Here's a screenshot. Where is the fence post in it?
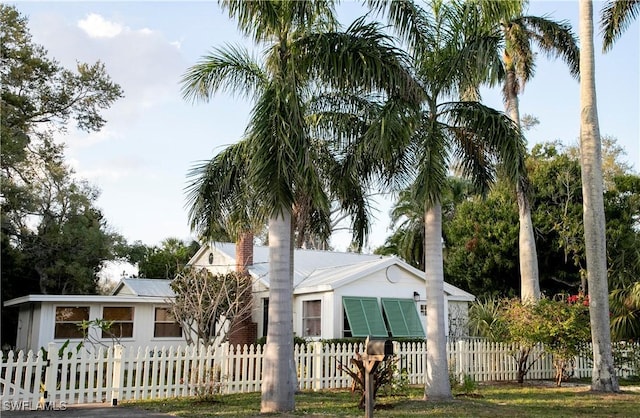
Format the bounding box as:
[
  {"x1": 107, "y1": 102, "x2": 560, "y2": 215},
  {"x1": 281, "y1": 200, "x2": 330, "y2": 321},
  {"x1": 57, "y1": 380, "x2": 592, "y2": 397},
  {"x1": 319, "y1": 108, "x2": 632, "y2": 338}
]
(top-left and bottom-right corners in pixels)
[
  {"x1": 312, "y1": 341, "x2": 323, "y2": 391},
  {"x1": 43, "y1": 343, "x2": 58, "y2": 407},
  {"x1": 110, "y1": 345, "x2": 123, "y2": 406},
  {"x1": 456, "y1": 339, "x2": 466, "y2": 383}
]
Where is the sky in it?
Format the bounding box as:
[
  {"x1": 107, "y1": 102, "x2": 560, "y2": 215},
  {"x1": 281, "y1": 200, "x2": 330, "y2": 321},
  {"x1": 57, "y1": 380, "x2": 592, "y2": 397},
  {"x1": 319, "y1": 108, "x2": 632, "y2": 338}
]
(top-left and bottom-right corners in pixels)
[{"x1": 9, "y1": 1, "x2": 640, "y2": 258}]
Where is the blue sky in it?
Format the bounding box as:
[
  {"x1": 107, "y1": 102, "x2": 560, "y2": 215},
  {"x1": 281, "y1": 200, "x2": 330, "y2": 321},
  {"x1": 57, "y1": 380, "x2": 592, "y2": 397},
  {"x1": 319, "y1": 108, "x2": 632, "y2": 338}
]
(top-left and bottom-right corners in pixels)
[{"x1": 11, "y1": 1, "x2": 639, "y2": 254}]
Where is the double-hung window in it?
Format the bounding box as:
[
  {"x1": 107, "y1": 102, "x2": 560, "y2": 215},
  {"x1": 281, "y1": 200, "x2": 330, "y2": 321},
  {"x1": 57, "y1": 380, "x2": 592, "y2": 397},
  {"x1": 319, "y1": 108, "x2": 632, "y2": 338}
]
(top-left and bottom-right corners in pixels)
[
  {"x1": 102, "y1": 307, "x2": 134, "y2": 338},
  {"x1": 55, "y1": 306, "x2": 89, "y2": 339},
  {"x1": 154, "y1": 307, "x2": 182, "y2": 338},
  {"x1": 302, "y1": 300, "x2": 321, "y2": 337}
]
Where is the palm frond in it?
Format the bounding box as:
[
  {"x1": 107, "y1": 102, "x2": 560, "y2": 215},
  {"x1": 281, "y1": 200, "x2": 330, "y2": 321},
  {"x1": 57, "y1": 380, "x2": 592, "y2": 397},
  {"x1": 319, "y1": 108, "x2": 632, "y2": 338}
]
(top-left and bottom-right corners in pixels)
[
  {"x1": 220, "y1": 0, "x2": 337, "y2": 44},
  {"x1": 519, "y1": 15, "x2": 580, "y2": 78},
  {"x1": 367, "y1": 0, "x2": 435, "y2": 58},
  {"x1": 185, "y1": 141, "x2": 266, "y2": 241},
  {"x1": 440, "y1": 101, "x2": 526, "y2": 192},
  {"x1": 181, "y1": 44, "x2": 267, "y2": 103},
  {"x1": 293, "y1": 18, "x2": 423, "y2": 105},
  {"x1": 600, "y1": 0, "x2": 640, "y2": 52}
]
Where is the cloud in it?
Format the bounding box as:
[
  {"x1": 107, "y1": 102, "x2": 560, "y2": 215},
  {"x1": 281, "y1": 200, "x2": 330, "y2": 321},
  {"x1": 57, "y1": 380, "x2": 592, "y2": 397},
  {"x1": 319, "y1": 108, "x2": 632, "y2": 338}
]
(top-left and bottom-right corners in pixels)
[
  {"x1": 77, "y1": 13, "x2": 123, "y2": 38},
  {"x1": 27, "y1": 10, "x2": 186, "y2": 121},
  {"x1": 71, "y1": 155, "x2": 149, "y2": 182}
]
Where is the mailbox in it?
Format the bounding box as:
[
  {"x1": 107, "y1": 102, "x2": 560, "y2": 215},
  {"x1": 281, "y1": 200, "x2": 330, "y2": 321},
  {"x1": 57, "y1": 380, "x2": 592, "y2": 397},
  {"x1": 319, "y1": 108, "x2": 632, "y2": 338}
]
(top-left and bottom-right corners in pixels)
[
  {"x1": 362, "y1": 337, "x2": 394, "y2": 417},
  {"x1": 365, "y1": 337, "x2": 393, "y2": 361}
]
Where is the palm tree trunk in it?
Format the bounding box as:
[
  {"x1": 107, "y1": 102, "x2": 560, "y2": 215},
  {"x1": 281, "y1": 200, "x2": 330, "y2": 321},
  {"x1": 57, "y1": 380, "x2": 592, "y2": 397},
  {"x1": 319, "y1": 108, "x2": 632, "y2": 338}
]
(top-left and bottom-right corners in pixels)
[
  {"x1": 578, "y1": 0, "x2": 619, "y2": 393},
  {"x1": 424, "y1": 202, "x2": 452, "y2": 400},
  {"x1": 505, "y1": 66, "x2": 541, "y2": 302},
  {"x1": 261, "y1": 208, "x2": 296, "y2": 412},
  {"x1": 516, "y1": 181, "x2": 540, "y2": 301}
]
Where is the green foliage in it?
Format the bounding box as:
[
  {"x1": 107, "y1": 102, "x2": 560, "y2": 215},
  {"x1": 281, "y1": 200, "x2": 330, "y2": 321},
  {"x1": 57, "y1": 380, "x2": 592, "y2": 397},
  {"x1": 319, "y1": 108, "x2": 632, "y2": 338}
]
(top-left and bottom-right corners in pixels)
[
  {"x1": 254, "y1": 335, "x2": 309, "y2": 346},
  {"x1": 449, "y1": 368, "x2": 477, "y2": 395},
  {"x1": 609, "y1": 281, "x2": 640, "y2": 341},
  {"x1": 443, "y1": 184, "x2": 520, "y2": 298},
  {"x1": 40, "y1": 339, "x2": 83, "y2": 361},
  {"x1": 1, "y1": 5, "x2": 123, "y2": 348},
  {"x1": 468, "y1": 297, "x2": 591, "y2": 384},
  {"x1": 468, "y1": 298, "x2": 508, "y2": 341},
  {"x1": 119, "y1": 238, "x2": 200, "y2": 279},
  {"x1": 611, "y1": 341, "x2": 640, "y2": 378},
  {"x1": 442, "y1": 140, "x2": 640, "y2": 302}
]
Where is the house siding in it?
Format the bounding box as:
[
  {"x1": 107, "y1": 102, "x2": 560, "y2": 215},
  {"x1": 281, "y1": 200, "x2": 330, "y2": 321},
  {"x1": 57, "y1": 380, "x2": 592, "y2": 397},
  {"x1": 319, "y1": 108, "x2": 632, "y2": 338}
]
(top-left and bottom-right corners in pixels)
[{"x1": 12, "y1": 300, "x2": 186, "y2": 353}]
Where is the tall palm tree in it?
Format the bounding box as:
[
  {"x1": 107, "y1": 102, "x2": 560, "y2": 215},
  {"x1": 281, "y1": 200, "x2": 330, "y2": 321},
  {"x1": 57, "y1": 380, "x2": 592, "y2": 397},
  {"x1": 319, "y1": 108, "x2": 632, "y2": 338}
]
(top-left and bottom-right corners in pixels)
[
  {"x1": 472, "y1": 0, "x2": 580, "y2": 301},
  {"x1": 186, "y1": 141, "x2": 267, "y2": 243},
  {"x1": 601, "y1": 0, "x2": 640, "y2": 51},
  {"x1": 578, "y1": 0, "x2": 619, "y2": 393},
  {"x1": 378, "y1": 177, "x2": 474, "y2": 270},
  {"x1": 181, "y1": 1, "x2": 419, "y2": 412},
  {"x1": 369, "y1": 0, "x2": 526, "y2": 401}
]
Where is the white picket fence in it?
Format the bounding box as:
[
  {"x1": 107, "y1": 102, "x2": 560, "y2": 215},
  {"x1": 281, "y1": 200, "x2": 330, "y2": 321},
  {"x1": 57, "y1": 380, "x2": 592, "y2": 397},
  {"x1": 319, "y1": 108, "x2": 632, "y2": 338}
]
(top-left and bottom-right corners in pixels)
[{"x1": 1, "y1": 340, "x2": 638, "y2": 407}]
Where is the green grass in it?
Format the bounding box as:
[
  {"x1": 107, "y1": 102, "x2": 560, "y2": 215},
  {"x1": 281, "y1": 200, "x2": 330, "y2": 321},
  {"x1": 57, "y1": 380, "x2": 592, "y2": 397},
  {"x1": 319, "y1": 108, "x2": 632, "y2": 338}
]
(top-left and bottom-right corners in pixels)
[{"x1": 124, "y1": 381, "x2": 640, "y2": 417}]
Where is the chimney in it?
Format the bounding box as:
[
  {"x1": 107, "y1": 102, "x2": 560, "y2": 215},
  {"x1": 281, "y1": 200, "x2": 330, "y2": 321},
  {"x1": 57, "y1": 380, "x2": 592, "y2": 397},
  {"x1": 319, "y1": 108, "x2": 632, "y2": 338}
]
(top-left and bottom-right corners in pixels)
[{"x1": 235, "y1": 231, "x2": 254, "y2": 273}]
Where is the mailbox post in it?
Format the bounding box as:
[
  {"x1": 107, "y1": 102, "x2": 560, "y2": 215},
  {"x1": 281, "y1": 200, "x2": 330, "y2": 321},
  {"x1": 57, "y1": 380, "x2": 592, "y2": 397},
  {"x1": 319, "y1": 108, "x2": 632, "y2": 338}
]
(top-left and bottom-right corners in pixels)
[{"x1": 362, "y1": 336, "x2": 393, "y2": 418}]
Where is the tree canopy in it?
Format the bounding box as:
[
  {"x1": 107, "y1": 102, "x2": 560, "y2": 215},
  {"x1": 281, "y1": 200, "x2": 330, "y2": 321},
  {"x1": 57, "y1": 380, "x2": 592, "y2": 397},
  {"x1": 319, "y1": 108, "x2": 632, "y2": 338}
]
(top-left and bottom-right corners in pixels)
[{"x1": 1, "y1": 5, "x2": 123, "y2": 347}]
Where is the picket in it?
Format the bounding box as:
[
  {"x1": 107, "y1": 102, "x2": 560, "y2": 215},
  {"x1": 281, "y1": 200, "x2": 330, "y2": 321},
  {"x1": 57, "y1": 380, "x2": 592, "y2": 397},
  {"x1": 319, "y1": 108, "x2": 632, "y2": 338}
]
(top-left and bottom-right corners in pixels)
[{"x1": 2, "y1": 340, "x2": 638, "y2": 407}]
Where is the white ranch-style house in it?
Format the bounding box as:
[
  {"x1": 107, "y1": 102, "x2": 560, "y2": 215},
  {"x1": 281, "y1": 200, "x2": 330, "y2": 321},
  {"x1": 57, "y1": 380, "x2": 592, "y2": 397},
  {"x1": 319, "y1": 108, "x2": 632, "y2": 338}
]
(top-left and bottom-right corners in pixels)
[
  {"x1": 4, "y1": 242, "x2": 475, "y2": 352},
  {"x1": 190, "y1": 241, "x2": 475, "y2": 342}
]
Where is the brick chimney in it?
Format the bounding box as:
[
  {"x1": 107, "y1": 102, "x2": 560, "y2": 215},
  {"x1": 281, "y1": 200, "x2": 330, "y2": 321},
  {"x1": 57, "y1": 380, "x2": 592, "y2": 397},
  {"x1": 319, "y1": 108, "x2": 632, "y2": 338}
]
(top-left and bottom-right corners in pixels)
[
  {"x1": 235, "y1": 231, "x2": 254, "y2": 272},
  {"x1": 230, "y1": 231, "x2": 257, "y2": 347}
]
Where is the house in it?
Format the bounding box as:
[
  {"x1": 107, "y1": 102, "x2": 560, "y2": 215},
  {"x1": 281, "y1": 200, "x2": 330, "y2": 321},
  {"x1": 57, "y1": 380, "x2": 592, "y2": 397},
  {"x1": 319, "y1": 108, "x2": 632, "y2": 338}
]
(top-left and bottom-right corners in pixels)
[
  {"x1": 4, "y1": 242, "x2": 475, "y2": 353},
  {"x1": 4, "y1": 279, "x2": 184, "y2": 353},
  {"x1": 188, "y1": 240, "x2": 475, "y2": 343}
]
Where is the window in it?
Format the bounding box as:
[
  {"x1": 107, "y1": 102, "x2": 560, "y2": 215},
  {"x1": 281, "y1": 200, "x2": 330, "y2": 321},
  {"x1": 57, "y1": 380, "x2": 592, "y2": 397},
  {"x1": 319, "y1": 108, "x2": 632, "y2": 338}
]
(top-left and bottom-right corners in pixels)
[
  {"x1": 342, "y1": 297, "x2": 388, "y2": 338},
  {"x1": 420, "y1": 304, "x2": 427, "y2": 316},
  {"x1": 154, "y1": 307, "x2": 182, "y2": 338},
  {"x1": 102, "y1": 307, "x2": 134, "y2": 338},
  {"x1": 302, "y1": 300, "x2": 321, "y2": 337},
  {"x1": 381, "y1": 298, "x2": 425, "y2": 337},
  {"x1": 55, "y1": 306, "x2": 89, "y2": 339}
]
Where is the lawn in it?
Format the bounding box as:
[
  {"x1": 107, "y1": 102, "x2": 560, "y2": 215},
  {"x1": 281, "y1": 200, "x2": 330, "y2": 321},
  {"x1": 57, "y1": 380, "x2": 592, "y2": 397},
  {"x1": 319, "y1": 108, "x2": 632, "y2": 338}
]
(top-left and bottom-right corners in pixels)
[{"x1": 124, "y1": 381, "x2": 640, "y2": 417}]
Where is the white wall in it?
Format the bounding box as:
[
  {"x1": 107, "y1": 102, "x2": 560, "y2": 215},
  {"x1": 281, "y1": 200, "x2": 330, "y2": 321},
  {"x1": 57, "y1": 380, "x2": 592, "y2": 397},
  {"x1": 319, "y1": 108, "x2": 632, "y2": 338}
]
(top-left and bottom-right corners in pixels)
[{"x1": 16, "y1": 301, "x2": 187, "y2": 353}]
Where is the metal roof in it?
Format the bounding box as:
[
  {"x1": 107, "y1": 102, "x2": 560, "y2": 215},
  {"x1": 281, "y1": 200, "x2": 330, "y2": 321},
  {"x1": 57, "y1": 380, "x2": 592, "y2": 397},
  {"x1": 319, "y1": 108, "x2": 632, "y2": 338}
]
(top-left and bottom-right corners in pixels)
[
  {"x1": 112, "y1": 278, "x2": 175, "y2": 297},
  {"x1": 200, "y1": 243, "x2": 474, "y2": 300}
]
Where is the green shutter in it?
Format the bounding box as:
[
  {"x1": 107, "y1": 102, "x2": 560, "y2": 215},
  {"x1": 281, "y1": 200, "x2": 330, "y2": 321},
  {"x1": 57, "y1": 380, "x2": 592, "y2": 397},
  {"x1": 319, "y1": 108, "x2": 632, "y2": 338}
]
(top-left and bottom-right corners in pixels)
[
  {"x1": 342, "y1": 297, "x2": 388, "y2": 337},
  {"x1": 381, "y1": 298, "x2": 425, "y2": 337}
]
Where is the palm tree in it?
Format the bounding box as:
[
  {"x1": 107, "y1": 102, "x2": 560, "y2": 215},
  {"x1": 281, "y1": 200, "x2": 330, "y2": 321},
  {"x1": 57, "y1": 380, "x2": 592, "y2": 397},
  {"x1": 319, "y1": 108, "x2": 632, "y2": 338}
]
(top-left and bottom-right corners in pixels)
[
  {"x1": 186, "y1": 141, "x2": 267, "y2": 243},
  {"x1": 369, "y1": 0, "x2": 526, "y2": 401},
  {"x1": 609, "y1": 281, "x2": 640, "y2": 341},
  {"x1": 377, "y1": 177, "x2": 474, "y2": 270},
  {"x1": 473, "y1": 0, "x2": 580, "y2": 301},
  {"x1": 601, "y1": 0, "x2": 640, "y2": 52},
  {"x1": 578, "y1": 0, "x2": 619, "y2": 393},
  {"x1": 181, "y1": 1, "x2": 419, "y2": 412}
]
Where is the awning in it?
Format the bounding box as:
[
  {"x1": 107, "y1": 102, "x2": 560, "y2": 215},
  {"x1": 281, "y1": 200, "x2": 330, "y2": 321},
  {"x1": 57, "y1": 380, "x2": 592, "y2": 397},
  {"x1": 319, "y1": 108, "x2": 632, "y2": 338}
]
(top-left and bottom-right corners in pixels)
[
  {"x1": 381, "y1": 298, "x2": 425, "y2": 337},
  {"x1": 342, "y1": 296, "x2": 388, "y2": 337}
]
